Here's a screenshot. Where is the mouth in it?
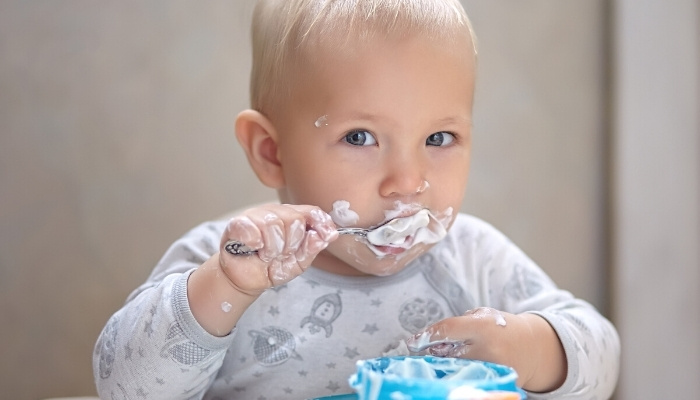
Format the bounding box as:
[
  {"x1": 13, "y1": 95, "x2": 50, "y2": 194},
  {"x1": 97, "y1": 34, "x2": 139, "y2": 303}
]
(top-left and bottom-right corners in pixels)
[
  {"x1": 360, "y1": 208, "x2": 448, "y2": 257},
  {"x1": 370, "y1": 235, "x2": 415, "y2": 255},
  {"x1": 365, "y1": 209, "x2": 430, "y2": 246}
]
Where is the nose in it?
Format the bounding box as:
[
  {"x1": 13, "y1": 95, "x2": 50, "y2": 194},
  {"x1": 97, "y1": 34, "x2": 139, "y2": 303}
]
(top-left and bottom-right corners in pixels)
[{"x1": 378, "y1": 152, "x2": 428, "y2": 198}]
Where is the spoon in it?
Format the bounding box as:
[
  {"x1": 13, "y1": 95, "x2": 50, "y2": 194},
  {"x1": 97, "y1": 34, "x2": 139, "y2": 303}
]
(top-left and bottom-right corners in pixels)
[{"x1": 224, "y1": 209, "x2": 431, "y2": 256}]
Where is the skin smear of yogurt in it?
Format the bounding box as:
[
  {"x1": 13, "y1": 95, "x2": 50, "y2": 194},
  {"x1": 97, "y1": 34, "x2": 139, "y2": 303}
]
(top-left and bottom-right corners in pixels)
[
  {"x1": 416, "y1": 180, "x2": 430, "y2": 194},
  {"x1": 314, "y1": 114, "x2": 328, "y2": 128},
  {"x1": 329, "y1": 200, "x2": 360, "y2": 227},
  {"x1": 467, "y1": 307, "x2": 508, "y2": 327}
]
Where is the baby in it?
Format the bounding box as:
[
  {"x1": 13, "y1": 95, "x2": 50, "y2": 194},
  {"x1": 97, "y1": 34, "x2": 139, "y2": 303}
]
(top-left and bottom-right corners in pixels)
[{"x1": 94, "y1": 1, "x2": 620, "y2": 399}]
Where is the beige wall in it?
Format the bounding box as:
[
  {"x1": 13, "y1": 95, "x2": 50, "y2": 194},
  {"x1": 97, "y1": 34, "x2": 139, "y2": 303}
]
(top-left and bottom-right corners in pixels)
[
  {"x1": 463, "y1": 1, "x2": 609, "y2": 312},
  {"x1": 1, "y1": 1, "x2": 696, "y2": 399},
  {"x1": 0, "y1": 2, "x2": 267, "y2": 398},
  {"x1": 612, "y1": 0, "x2": 700, "y2": 398}
]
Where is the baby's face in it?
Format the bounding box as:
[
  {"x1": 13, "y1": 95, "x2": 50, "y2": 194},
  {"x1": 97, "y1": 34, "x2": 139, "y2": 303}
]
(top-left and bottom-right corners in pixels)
[{"x1": 273, "y1": 34, "x2": 475, "y2": 276}]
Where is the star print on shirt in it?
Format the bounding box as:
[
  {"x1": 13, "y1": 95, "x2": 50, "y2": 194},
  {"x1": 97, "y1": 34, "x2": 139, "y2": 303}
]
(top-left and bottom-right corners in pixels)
[
  {"x1": 269, "y1": 284, "x2": 288, "y2": 293},
  {"x1": 305, "y1": 279, "x2": 321, "y2": 289},
  {"x1": 362, "y1": 324, "x2": 379, "y2": 335},
  {"x1": 144, "y1": 320, "x2": 154, "y2": 338},
  {"x1": 344, "y1": 347, "x2": 359, "y2": 359},
  {"x1": 326, "y1": 381, "x2": 341, "y2": 392}
]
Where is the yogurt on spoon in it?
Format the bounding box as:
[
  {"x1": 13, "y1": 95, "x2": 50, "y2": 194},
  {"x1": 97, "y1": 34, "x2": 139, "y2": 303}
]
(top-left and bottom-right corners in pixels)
[{"x1": 365, "y1": 209, "x2": 447, "y2": 255}]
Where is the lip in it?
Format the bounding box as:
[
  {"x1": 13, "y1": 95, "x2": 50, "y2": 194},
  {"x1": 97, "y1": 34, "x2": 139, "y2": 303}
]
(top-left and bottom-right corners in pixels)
[
  {"x1": 371, "y1": 245, "x2": 407, "y2": 256},
  {"x1": 369, "y1": 234, "x2": 417, "y2": 255}
]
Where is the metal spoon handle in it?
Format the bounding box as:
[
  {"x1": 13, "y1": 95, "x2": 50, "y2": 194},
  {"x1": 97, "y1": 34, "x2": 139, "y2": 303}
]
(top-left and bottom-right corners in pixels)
[
  {"x1": 224, "y1": 228, "x2": 368, "y2": 256},
  {"x1": 223, "y1": 240, "x2": 259, "y2": 256},
  {"x1": 336, "y1": 227, "x2": 368, "y2": 237}
]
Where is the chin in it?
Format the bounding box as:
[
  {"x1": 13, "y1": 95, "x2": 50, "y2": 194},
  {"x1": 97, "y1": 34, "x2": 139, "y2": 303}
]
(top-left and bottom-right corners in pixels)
[
  {"x1": 325, "y1": 238, "x2": 429, "y2": 276},
  {"x1": 359, "y1": 246, "x2": 426, "y2": 277}
]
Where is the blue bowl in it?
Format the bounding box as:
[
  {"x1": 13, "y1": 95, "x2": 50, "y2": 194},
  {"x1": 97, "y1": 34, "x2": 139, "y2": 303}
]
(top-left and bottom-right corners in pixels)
[{"x1": 348, "y1": 356, "x2": 524, "y2": 399}]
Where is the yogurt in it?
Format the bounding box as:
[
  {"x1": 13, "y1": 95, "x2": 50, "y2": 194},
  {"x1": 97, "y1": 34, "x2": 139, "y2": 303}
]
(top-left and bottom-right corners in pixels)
[{"x1": 349, "y1": 356, "x2": 523, "y2": 400}]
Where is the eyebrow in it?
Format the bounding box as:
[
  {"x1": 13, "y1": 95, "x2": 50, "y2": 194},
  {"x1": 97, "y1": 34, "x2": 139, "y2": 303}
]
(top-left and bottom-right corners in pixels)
[
  {"x1": 433, "y1": 115, "x2": 473, "y2": 126},
  {"x1": 342, "y1": 113, "x2": 472, "y2": 126}
]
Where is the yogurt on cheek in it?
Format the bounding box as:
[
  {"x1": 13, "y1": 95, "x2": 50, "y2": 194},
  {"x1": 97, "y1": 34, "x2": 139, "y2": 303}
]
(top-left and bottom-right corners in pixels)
[{"x1": 329, "y1": 200, "x2": 360, "y2": 227}]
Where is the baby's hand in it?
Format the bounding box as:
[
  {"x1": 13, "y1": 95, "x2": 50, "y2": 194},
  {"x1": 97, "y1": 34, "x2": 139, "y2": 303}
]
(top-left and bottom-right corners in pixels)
[
  {"x1": 219, "y1": 204, "x2": 338, "y2": 295},
  {"x1": 405, "y1": 307, "x2": 563, "y2": 391}
]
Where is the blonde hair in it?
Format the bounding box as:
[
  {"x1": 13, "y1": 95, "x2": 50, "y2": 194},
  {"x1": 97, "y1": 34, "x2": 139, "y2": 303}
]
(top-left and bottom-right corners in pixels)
[{"x1": 250, "y1": 0, "x2": 477, "y2": 115}]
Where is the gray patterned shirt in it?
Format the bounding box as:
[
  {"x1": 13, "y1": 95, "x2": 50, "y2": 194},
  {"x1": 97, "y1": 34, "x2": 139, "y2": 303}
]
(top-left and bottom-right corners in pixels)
[{"x1": 94, "y1": 213, "x2": 619, "y2": 399}]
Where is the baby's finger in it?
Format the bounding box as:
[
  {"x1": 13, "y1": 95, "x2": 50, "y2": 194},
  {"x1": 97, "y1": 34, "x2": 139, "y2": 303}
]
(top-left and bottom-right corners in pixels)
[
  {"x1": 284, "y1": 217, "x2": 306, "y2": 255},
  {"x1": 426, "y1": 342, "x2": 471, "y2": 358},
  {"x1": 307, "y1": 207, "x2": 339, "y2": 242},
  {"x1": 294, "y1": 230, "x2": 330, "y2": 263},
  {"x1": 255, "y1": 212, "x2": 286, "y2": 262},
  {"x1": 221, "y1": 216, "x2": 264, "y2": 253},
  {"x1": 405, "y1": 317, "x2": 467, "y2": 353}
]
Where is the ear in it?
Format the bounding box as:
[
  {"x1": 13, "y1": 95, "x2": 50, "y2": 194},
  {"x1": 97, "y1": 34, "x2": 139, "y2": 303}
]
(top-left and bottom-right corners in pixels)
[{"x1": 235, "y1": 109, "x2": 285, "y2": 188}]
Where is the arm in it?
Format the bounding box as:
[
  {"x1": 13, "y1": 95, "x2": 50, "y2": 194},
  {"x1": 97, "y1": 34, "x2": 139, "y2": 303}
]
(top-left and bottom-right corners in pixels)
[
  {"x1": 406, "y1": 216, "x2": 620, "y2": 399},
  {"x1": 94, "y1": 204, "x2": 338, "y2": 399},
  {"x1": 93, "y1": 233, "x2": 232, "y2": 399}
]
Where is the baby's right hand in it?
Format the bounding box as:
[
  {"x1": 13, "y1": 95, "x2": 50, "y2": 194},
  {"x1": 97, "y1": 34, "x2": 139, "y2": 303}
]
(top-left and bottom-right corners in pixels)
[{"x1": 219, "y1": 204, "x2": 338, "y2": 295}]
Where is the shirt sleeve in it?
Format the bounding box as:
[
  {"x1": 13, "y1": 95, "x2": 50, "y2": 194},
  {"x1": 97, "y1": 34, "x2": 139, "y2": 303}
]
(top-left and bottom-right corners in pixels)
[
  {"x1": 93, "y1": 221, "x2": 235, "y2": 400},
  {"x1": 448, "y1": 215, "x2": 621, "y2": 400}
]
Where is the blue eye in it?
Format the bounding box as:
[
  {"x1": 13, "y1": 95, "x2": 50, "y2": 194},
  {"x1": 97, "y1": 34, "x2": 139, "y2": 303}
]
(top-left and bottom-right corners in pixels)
[
  {"x1": 426, "y1": 132, "x2": 455, "y2": 146},
  {"x1": 344, "y1": 130, "x2": 377, "y2": 146}
]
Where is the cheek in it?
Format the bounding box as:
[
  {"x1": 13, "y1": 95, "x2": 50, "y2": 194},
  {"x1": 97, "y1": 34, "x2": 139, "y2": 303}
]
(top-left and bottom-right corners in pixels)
[
  {"x1": 429, "y1": 172, "x2": 467, "y2": 205},
  {"x1": 283, "y1": 161, "x2": 356, "y2": 206}
]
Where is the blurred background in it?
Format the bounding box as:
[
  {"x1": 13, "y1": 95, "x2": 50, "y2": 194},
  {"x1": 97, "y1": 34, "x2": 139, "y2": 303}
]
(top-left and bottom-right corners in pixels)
[{"x1": 0, "y1": 1, "x2": 697, "y2": 399}]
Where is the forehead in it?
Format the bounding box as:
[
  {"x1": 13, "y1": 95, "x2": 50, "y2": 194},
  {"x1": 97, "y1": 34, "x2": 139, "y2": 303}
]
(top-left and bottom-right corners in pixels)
[{"x1": 281, "y1": 33, "x2": 475, "y2": 130}]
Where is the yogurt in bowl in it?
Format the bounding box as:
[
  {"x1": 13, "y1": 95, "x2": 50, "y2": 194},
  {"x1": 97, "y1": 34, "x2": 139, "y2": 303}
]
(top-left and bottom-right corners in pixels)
[{"x1": 348, "y1": 356, "x2": 524, "y2": 400}]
